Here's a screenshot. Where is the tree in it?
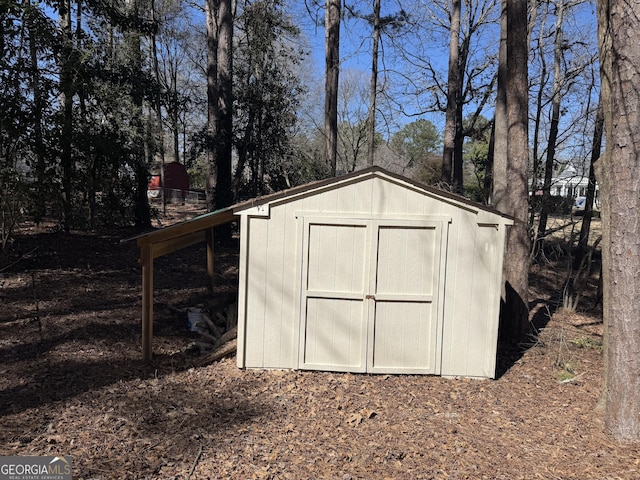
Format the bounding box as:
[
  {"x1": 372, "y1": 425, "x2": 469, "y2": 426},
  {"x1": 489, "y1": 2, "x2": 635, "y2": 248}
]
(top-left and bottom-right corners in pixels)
[
  {"x1": 58, "y1": 0, "x2": 75, "y2": 230},
  {"x1": 529, "y1": 0, "x2": 598, "y2": 241},
  {"x1": 390, "y1": 119, "x2": 442, "y2": 183},
  {"x1": 233, "y1": 0, "x2": 306, "y2": 196},
  {"x1": 578, "y1": 97, "x2": 603, "y2": 251},
  {"x1": 490, "y1": 0, "x2": 508, "y2": 208},
  {"x1": 205, "y1": 0, "x2": 219, "y2": 210},
  {"x1": 215, "y1": 0, "x2": 234, "y2": 216},
  {"x1": 205, "y1": 0, "x2": 235, "y2": 244},
  {"x1": 442, "y1": 0, "x2": 461, "y2": 189},
  {"x1": 462, "y1": 115, "x2": 491, "y2": 202},
  {"x1": 336, "y1": 69, "x2": 370, "y2": 172},
  {"x1": 123, "y1": 0, "x2": 152, "y2": 229},
  {"x1": 324, "y1": 0, "x2": 340, "y2": 175},
  {"x1": 596, "y1": 0, "x2": 640, "y2": 440},
  {"x1": 535, "y1": 0, "x2": 565, "y2": 241},
  {"x1": 366, "y1": 0, "x2": 381, "y2": 166},
  {"x1": 493, "y1": 0, "x2": 530, "y2": 340},
  {"x1": 1, "y1": 0, "x2": 173, "y2": 232},
  {"x1": 397, "y1": 0, "x2": 497, "y2": 191}
]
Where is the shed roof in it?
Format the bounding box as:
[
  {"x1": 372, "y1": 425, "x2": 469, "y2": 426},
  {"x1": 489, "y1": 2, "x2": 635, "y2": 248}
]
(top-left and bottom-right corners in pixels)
[{"x1": 232, "y1": 166, "x2": 512, "y2": 220}]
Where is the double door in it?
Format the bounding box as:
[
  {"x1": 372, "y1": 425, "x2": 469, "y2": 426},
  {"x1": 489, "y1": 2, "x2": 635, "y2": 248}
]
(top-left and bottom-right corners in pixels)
[{"x1": 299, "y1": 216, "x2": 448, "y2": 374}]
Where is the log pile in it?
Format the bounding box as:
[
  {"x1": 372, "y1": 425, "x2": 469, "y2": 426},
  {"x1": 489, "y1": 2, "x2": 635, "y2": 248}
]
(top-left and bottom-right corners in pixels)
[{"x1": 186, "y1": 294, "x2": 238, "y2": 366}]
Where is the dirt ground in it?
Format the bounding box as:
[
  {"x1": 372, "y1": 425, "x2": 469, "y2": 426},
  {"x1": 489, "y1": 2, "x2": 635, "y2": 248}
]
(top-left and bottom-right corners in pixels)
[{"x1": 1, "y1": 205, "x2": 638, "y2": 480}]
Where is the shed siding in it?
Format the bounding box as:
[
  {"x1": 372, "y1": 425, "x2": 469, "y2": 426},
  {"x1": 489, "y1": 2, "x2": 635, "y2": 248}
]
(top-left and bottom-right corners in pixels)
[
  {"x1": 440, "y1": 208, "x2": 470, "y2": 377},
  {"x1": 473, "y1": 224, "x2": 504, "y2": 377},
  {"x1": 238, "y1": 171, "x2": 510, "y2": 378},
  {"x1": 243, "y1": 202, "x2": 299, "y2": 368}
]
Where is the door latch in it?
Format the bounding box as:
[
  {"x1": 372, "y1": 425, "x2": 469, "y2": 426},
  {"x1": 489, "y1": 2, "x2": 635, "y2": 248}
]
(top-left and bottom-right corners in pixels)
[{"x1": 365, "y1": 294, "x2": 376, "y2": 300}]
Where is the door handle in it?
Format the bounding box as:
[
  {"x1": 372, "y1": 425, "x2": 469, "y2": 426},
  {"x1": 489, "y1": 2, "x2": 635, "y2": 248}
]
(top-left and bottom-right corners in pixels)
[{"x1": 365, "y1": 294, "x2": 376, "y2": 300}]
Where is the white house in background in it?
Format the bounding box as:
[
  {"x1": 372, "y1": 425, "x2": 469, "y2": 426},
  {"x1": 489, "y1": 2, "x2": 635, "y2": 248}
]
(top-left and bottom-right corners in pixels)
[{"x1": 551, "y1": 165, "x2": 599, "y2": 203}]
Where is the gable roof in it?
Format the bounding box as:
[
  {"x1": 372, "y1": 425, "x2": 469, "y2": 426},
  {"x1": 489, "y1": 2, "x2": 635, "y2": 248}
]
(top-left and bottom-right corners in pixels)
[{"x1": 233, "y1": 166, "x2": 512, "y2": 220}]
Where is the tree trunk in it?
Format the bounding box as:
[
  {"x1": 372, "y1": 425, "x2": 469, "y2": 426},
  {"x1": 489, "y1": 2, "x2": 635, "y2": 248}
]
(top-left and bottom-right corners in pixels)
[
  {"x1": 150, "y1": 0, "x2": 166, "y2": 213},
  {"x1": 484, "y1": 120, "x2": 495, "y2": 204},
  {"x1": 214, "y1": 0, "x2": 234, "y2": 243},
  {"x1": 492, "y1": 0, "x2": 508, "y2": 207},
  {"x1": 59, "y1": 0, "x2": 74, "y2": 231},
  {"x1": 495, "y1": 0, "x2": 530, "y2": 341},
  {"x1": 597, "y1": 0, "x2": 640, "y2": 440},
  {"x1": 205, "y1": 0, "x2": 219, "y2": 210},
  {"x1": 578, "y1": 98, "x2": 603, "y2": 250},
  {"x1": 453, "y1": 96, "x2": 464, "y2": 194},
  {"x1": 452, "y1": 30, "x2": 472, "y2": 195},
  {"x1": 442, "y1": 0, "x2": 461, "y2": 188},
  {"x1": 366, "y1": 0, "x2": 380, "y2": 167},
  {"x1": 126, "y1": 0, "x2": 151, "y2": 228},
  {"x1": 27, "y1": 0, "x2": 46, "y2": 222},
  {"x1": 537, "y1": 1, "x2": 564, "y2": 241},
  {"x1": 529, "y1": 3, "x2": 549, "y2": 228},
  {"x1": 215, "y1": 0, "x2": 233, "y2": 207},
  {"x1": 324, "y1": 0, "x2": 340, "y2": 176}
]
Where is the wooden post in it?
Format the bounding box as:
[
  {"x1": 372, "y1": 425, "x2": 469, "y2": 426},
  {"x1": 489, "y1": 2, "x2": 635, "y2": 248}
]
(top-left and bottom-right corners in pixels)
[
  {"x1": 141, "y1": 245, "x2": 154, "y2": 361},
  {"x1": 206, "y1": 227, "x2": 215, "y2": 291}
]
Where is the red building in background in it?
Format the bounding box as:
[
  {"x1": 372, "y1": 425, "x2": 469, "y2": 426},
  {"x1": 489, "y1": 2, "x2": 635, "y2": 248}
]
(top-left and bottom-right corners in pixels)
[{"x1": 148, "y1": 162, "x2": 189, "y2": 202}]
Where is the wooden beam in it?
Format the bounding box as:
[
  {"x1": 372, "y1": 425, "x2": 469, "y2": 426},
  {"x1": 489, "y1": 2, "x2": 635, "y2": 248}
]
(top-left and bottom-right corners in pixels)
[
  {"x1": 141, "y1": 245, "x2": 154, "y2": 361},
  {"x1": 136, "y1": 208, "x2": 236, "y2": 246},
  {"x1": 151, "y1": 230, "x2": 206, "y2": 259}
]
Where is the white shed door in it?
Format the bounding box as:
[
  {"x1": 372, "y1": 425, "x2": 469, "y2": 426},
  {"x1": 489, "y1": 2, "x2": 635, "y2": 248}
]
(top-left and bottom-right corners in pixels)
[
  {"x1": 299, "y1": 217, "x2": 447, "y2": 374},
  {"x1": 299, "y1": 220, "x2": 370, "y2": 372}
]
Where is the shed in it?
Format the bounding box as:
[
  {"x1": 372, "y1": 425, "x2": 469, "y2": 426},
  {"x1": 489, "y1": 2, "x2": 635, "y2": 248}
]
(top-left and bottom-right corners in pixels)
[
  {"x1": 234, "y1": 167, "x2": 513, "y2": 379},
  {"x1": 148, "y1": 162, "x2": 190, "y2": 201}
]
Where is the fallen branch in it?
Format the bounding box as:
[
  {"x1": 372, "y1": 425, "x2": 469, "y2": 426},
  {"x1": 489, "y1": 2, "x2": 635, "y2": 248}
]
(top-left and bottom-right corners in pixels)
[
  {"x1": 187, "y1": 445, "x2": 204, "y2": 479},
  {"x1": 213, "y1": 326, "x2": 237, "y2": 350},
  {"x1": 0, "y1": 247, "x2": 38, "y2": 273},
  {"x1": 197, "y1": 329, "x2": 218, "y2": 345},
  {"x1": 195, "y1": 338, "x2": 237, "y2": 367},
  {"x1": 558, "y1": 372, "x2": 586, "y2": 384},
  {"x1": 200, "y1": 312, "x2": 223, "y2": 338}
]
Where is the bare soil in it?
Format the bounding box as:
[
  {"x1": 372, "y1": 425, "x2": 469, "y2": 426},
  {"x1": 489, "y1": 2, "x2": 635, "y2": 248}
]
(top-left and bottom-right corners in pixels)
[{"x1": 1, "y1": 206, "x2": 638, "y2": 480}]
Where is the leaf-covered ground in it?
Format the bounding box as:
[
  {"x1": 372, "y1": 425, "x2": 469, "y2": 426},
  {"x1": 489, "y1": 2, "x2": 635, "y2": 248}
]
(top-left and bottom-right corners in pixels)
[{"x1": 1, "y1": 207, "x2": 638, "y2": 479}]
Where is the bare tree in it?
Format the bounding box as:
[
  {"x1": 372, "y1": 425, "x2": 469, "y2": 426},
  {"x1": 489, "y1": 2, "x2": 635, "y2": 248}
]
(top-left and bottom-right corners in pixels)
[
  {"x1": 578, "y1": 97, "x2": 603, "y2": 250},
  {"x1": 324, "y1": 0, "x2": 340, "y2": 176},
  {"x1": 528, "y1": 0, "x2": 597, "y2": 242},
  {"x1": 443, "y1": 0, "x2": 461, "y2": 189},
  {"x1": 366, "y1": 0, "x2": 381, "y2": 166},
  {"x1": 216, "y1": 0, "x2": 233, "y2": 211},
  {"x1": 415, "y1": 0, "x2": 498, "y2": 193},
  {"x1": 205, "y1": 0, "x2": 219, "y2": 208},
  {"x1": 536, "y1": 0, "x2": 565, "y2": 241},
  {"x1": 337, "y1": 69, "x2": 369, "y2": 172},
  {"x1": 491, "y1": 0, "x2": 507, "y2": 207}
]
